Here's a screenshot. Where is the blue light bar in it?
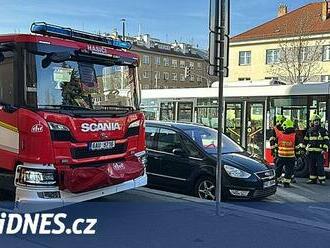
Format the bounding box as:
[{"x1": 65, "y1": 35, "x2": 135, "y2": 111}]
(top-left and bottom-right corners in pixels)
[{"x1": 30, "y1": 22, "x2": 132, "y2": 50}]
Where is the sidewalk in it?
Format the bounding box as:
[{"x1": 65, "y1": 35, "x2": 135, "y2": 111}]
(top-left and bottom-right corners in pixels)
[{"x1": 1, "y1": 188, "x2": 330, "y2": 248}]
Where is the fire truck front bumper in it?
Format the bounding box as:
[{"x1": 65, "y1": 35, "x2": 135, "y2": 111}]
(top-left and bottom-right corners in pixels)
[{"x1": 15, "y1": 173, "x2": 147, "y2": 209}]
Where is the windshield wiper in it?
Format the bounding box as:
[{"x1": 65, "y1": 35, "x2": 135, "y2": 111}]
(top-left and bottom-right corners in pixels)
[
  {"x1": 38, "y1": 105, "x2": 91, "y2": 110},
  {"x1": 95, "y1": 105, "x2": 134, "y2": 111}
]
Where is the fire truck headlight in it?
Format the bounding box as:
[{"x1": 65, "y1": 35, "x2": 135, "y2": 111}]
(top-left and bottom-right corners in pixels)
[
  {"x1": 48, "y1": 122, "x2": 70, "y2": 131},
  {"x1": 16, "y1": 166, "x2": 57, "y2": 187},
  {"x1": 128, "y1": 120, "x2": 140, "y2": 128},
  {"x1": 127, "y1": 120, "x2": 141, "y2": 136}
]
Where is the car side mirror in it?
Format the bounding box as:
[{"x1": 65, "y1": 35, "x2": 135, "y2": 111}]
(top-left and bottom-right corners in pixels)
[{"x1": 173, "y1": 148, "x2": 186, "y2": 156}]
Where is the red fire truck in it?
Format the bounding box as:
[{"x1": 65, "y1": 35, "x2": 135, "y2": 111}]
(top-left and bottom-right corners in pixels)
[{"x1": 0, "y1": 22, "x2": 147, "y2": 206}]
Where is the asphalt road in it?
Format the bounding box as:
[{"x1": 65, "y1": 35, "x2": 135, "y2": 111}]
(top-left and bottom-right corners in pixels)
[
  {"x1": 1, "y1": 182, "x2": 330, "y2": 248},
  {"x1": 99, "y1": 178, "x2": 330, "y2": 225}
]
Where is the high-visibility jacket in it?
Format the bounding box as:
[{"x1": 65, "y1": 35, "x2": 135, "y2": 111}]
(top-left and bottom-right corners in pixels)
[
  {"x1": 302, "y1": 126, "x2": 329, "y2": 153},
  {"x1": 277, "y1": 131, "x2": 297, "y2": 158},
  {"x1": 269, "y1": 125, "x2": 283, "y2": 153}
]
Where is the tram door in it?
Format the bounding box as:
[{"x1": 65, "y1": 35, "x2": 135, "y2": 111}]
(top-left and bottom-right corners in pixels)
[
  {"x1": 225, "y1": 103, "x2": 243, "y2": 144},
  {"x1": 246, "y1": 102, "x2": 265, "y2": 157},
  {"x1": 160, "y1": 101, "x2": 193, "y2": 122},
  {"x1": 177, "y1": 102, "x2": 193, "y2": 122}
]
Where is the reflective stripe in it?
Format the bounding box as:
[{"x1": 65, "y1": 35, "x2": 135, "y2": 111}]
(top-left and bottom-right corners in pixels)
[
  {"x1": 310, "y1": 175, "x2": 317, "y2": 179},
  {"x1": 279, "y1": 147, "x2": 295, "y2": 151},
  {"x1": 304, "y1": 136, "x2": 309, "y2": 140},
  {"x1": 300, "y1": 144, "x2": 306, "y2": 148},
  {"x1": 318, "y1": 176, "x2": 326, "y2": 180},
  {"x1": 306, "y1": 147, "x2": 323, "y2": 152},
  {"x1": 324, "y1": 136, "x2": 329, "y2": 140},
  {"x1": 0, "y1": 120, "x2": 18, "y2": 133},
  {"x1": 309, "y1": 137, "x2": 323, "y2": 141},
  {"x1": 282, "y1": 178, "x2": 291, "y2": 183}
]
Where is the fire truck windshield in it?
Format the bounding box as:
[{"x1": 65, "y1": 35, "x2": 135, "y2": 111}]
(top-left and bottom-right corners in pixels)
[{"x1": 27, "y1": 54, "x2": 139, "y2": 110}]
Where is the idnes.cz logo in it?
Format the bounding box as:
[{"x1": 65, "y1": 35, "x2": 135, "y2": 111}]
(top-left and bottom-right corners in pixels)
[{"x1": 0, "y1": 212, "x2": 97, "y2": 235}]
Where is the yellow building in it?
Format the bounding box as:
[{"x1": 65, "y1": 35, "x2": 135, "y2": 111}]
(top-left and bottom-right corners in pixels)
[{"x1": 229, "y1": 1, "x2": 330, "y2": 83}]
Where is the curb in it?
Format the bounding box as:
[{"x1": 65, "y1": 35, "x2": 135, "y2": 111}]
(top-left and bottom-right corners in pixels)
[{"x1": 135, "y1": 187, "x2": 330, "y2": 231}]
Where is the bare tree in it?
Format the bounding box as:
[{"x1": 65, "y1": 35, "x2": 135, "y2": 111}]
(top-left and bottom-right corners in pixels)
[{"x1": 269, "y1": 13, "x2": 324, "y2": 84}]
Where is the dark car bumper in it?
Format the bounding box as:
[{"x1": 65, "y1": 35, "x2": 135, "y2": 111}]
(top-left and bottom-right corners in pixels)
[{"x1": 223, "y1": 177, "x2": 277, "y2": 200}]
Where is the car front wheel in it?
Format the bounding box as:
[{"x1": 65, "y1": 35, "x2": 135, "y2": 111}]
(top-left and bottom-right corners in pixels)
[{"x1": 194, "y1": 176, "x2": 216, "y2": 200}]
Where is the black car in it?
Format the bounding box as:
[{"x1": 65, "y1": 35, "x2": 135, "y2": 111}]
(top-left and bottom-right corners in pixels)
[{"x1": 145, "y1": 121, "x2": 277, "y2": 200}]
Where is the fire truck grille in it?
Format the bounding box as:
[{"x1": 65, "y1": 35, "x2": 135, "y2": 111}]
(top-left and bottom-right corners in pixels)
[{"x1": 71, "y1": 143, "x2": 127, "y2": 159}]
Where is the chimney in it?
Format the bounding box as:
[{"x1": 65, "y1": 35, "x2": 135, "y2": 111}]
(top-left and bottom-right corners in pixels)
[
  {"x1": 322, "y1": 0, "x2": 330, "y2": 21},
  {"x1": 278, "y1": 4, "x2": 288, "y2": 17}
]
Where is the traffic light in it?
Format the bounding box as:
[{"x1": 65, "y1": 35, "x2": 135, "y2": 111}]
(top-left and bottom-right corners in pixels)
[{"x1": 184, "y1": 66, "x2": 191, "y2": 79}]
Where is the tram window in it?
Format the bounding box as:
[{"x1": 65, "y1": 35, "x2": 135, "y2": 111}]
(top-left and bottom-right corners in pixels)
[
  {"x1": 0, "y1": 51, "x2": 14, "y2": 105},
  {"x1": 310, "y1": 97, "x2": 328, "y2": 128},
  {"x1": 269, "y1": 97, "x2": 308, "y2": 131}
]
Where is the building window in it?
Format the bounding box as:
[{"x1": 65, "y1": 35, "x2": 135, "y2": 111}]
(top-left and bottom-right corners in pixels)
[
  {"x1": 190, "y1": 75, "x2": 195, "y2": 82},
  {"x1": 172, "y1": 59, "x2": 178, "y2": 68},
  {"x1": 172, "y1": 73, "x2": 178, "y2": 81},
  {"x1": 197, "y1": 62, "x2": 202, "y2": 69},
  {"x1": 298, "y1": 47, "x2": 308, "y2": 62},
  {"x1": 239, "y1": 51, "x2": 251, "y2": 65},
  {"x1": 180, "y1": 74, "x2": 185, "y2": 81},
  {"x1": 323, "y1": 45, "x2": 330, "y2": 61},
  {"x1": 265, "y1": 77, "x2": 279, "y2": 80},
  {"x1": 266, "y1": 49, "x2": 279, "y2": 64},
  {"x1": 143, "y1": 71, "x2": 150, "y2": 79},
  {"x1": 197, "y1": 76, "x2": 202, "y2": 82},
  {"x1": 238, "y1": 77, "x2": 251, "y2": 81},
  {"x1": 164, "y1": 58, "x2": 170, "y2": 67},
  {"x1": 164, "y1": 72, "x2": 170, "y2": 80},
  {"x1": 155, "y1": 56, "x2": 161, "y2": 65},
  {"x1": 154, "y1": 71, "x2": 160, "y2": 79},
  {"x1": 142, "y1": 55, "x2": 150, "y2": 64},
  {"x1": 189, "y1": 61, "x2": 194, "y2": 69},
  {"x1": 321, "y1": 75, "x2": 330, "y2": 82},
  {"x1": 180, "y1": 60, "x2": 186, "y2": 68}
]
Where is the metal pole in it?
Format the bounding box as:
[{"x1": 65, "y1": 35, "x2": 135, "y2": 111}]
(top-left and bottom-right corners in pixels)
[
  {"x1": 121, "y1": 18, "x2": 126, "y2": 40},
  {"x1": 215, "y1": 0, "x2": 226, "y2": 215}
]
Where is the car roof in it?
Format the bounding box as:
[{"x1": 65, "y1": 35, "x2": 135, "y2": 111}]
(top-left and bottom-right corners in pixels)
[{"x1": 145, "y1": 120, "x2": 210, "y2": 130}]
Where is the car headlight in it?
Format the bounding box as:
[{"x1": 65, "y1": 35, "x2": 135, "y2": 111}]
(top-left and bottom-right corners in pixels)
[
  {"x1": 48, "y1": 122, "x2": 70, "y2": 131},
  {"x1": 224, "y1": 165, "x2": 251, "y2": 179},
  {"x1": 16, "y1": 166, "x2": 57, "y2": 187}
]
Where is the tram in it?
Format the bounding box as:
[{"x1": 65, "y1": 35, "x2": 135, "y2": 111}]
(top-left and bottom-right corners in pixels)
[{"x1": 141, "y1": 80, "x2": 330, "y2": 176}]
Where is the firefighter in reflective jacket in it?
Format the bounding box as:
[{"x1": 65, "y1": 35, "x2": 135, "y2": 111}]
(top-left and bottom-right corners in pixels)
[
  {"x1": 270, "y1": 115, "x2": 286, "y2": 159},
  {"x1": 302, "y1": 114, "x2": 329, "y2": 185},
  {"x1": 275, "y1": 119, "x2": 299, "y2": 187}
]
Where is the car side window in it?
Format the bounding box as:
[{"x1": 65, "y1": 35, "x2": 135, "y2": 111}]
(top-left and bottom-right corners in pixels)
[
  {"x1": 146, "y1": 126, "x2": 158, "y2": 150},
  {"x1": 181, "y1": 135, "x2": 203, "y2": 158},
  {"x1": 157, "y1": 128, "x2": 182, "y2": 154}
]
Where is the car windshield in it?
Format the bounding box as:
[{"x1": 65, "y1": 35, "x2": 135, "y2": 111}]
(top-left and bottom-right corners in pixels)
[
  {"x1": 26, "y1": 54, "x2": 138, "y2": 110},
  {"x1": 182, "y1": 125, "x2": 244, "y2": 155}
]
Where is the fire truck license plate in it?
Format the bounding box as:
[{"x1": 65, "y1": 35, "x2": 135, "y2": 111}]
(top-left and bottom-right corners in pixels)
[
  {"x1": 89, "y1": 141, "x2": 115, "y2": 151},
  {"x1": 263, "y1": 179, "x2": 276, "y2": 188}
]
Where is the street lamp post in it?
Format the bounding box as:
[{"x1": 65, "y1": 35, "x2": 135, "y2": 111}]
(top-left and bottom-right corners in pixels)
[{"x1": 121, "y1": 18, "x2": 126, "y2": 41}]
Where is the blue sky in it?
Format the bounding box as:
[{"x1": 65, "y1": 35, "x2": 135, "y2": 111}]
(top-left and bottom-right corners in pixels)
[{"x1": 0, "y1": 0, "x2": 316, "y2": 48}]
